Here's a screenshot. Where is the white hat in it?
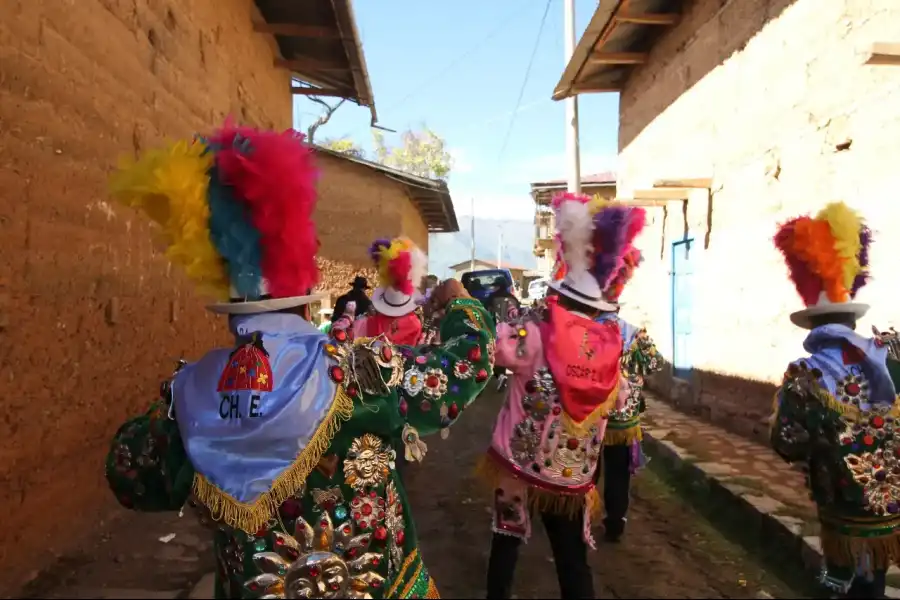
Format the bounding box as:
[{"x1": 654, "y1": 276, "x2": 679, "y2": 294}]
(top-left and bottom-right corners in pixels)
[
  {"x1": 790, "y1": 291, "x2": 869, "y2": 329},
  {"x1": 371, "y1": 286, "x2": 422, "y2": 318},
  {"x1": 207, "y1": 279, "x2": 325, "y2": 314},
  {"x1": 548, "y1": 273, "x2": 616, "y2": 312}
]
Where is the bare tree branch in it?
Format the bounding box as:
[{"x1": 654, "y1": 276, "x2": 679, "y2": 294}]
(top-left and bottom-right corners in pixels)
[{"x1": 306, "y1": 97, "x2": 347, "y2": 144}]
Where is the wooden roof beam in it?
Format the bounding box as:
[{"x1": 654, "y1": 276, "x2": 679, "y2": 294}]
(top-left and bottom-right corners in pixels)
[
  {"x1": 632, "y1": 188, "x2": 694, "y2": 200},
  {"x1": 614, "y1": 13, "x2": 680, "y2": 26},
  {"x1": 275, "y1": 58, "x2": 349, "y2": 72},
  {"x1": 653, "y1": 178, "x2": 712, "y2": 189},
  {"x1": 866, "y1": 43, "x2": 900, "y2": 65},
  {"x1": 587, "y1": 52, "x2": 647, "y2": 65},
  {"x1": 570, "y1": 83, "x2": 621, "y2": 94},
  {"x1": 253, "y1": 22, "x2": 341, "y2": 38},
  {"x1": 291, "y1": 86, "x2": 347, "y2": 97},
  {"x1": 611, "y1": 198, "x2": 670, "y2": 207}
]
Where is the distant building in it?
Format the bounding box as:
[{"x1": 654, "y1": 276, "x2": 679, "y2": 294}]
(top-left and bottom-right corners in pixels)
[
  {"x1": 530, "y1": 173, "x2": 617, "y2": 275},
  {"x1": 555, "y1": 0, "x2": 900, "y2": 441}
]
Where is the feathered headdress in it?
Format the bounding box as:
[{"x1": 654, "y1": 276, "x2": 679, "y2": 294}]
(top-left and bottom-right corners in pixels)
[
  {"x1": 548, "y1": 193, "x2": 646, "y2": 310},
  {"x1": 590, "y1": 203, "x2": 646, "y2": 291},
  {"x1": 605, "y1": 246, "x2": 643, "y2": 303},
  {"x1": 774, "y1": 201, "x2": 871, "y2": 328},
  {"x1": 109, "y1": 123, "x2": 320, "y2": 309},
  {"x1": 369, "y1": 237, "x2": 427, "y2": 296}
]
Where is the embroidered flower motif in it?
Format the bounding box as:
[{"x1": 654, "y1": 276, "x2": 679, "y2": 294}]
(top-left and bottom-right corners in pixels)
[
  {"x1": 837, "y1": 373, "x2": 869, "y2": 406},
  {"x1": 422, "y1": 368, "x2": 448, "y2": 400},
  {"x1": 453, "y1": 360, "x2": 474, "y2": 379},
  {"x1": 350, "y1": 492, "x2": 386, "y2": 531},
  {"x1": 403, "y1": 368, "x2": 425, "y2": 396}
]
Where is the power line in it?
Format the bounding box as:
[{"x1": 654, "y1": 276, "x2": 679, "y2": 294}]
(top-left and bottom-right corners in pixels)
[
  {"x1": 383, "y1": 2, "x2": 542, "y2": 113},
  {"x1": 497, "y1": 0, "x2": 553, "y2": 164}
]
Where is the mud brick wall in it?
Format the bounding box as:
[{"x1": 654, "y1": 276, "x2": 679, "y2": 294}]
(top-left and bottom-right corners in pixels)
[
  {"x1": 315, "y1": 152, "x2": 431, "y2": 263},
  {"x1": 0, "y1": 0, "x2": 387, "y2": 593},
  {"x1": 613, "y1": 0, "x2": 900, "y2": 438}
]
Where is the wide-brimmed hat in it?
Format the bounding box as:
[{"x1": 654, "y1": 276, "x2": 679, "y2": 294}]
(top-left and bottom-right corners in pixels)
[
  {"x1": 368, "y1": 237, "x2": 427, "y2": 318},
  {"x1": 110, "y1": 124, "x2": 324, "y2": 315},
  {"x1": 549, "y1": 193, "x2": 645, "y2": 312},
  {"x1": 352, "y1": 276, "x2": 369, "y2": 289},
  {"x1": 774, "y1": 201, "x2": 871, "y2": 330}
]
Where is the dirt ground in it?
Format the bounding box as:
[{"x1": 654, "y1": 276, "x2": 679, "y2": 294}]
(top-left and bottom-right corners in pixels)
[{"x1": 20, "y1": 388, "x2": 803, "y2": 599}]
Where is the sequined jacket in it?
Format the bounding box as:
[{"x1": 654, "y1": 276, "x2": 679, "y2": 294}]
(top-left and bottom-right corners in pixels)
[
  {"x1": 484, "y1": 312, "x2": 629, "y2": 502},
  {"x1": 598, "y1": 315, "x2": 661, "y2": 446},
  {"x1": 105, "y1": 298, "x2": 494, "y2": 599},
  {"x1": 770, "y1": 324, "x2": 900, "y2": 569}
]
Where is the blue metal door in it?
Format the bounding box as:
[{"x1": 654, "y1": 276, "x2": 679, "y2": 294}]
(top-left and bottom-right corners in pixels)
[{"x1": 671, "y1": 239, "x2": 694, "y2": 379}]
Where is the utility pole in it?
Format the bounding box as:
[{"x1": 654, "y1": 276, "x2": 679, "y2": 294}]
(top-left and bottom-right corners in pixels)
[
  {"x1": 470, "y1": 197, "x2": 476, "y2": 272},
  {"x1": 497, "y1": 230, "x2": 503, "y2": 268},
  {"x1": 564, "y1": 0, "x2": 581, "y2": 194}
]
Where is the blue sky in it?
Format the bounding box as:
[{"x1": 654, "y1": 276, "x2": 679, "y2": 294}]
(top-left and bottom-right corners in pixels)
[{"x1": 293, "y1": 0, "x2": 620, "y2": 222}]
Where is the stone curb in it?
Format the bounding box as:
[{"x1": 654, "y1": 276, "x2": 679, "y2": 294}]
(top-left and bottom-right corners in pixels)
[{"x1": 641, "y1": 429, "x2": 900, "y2": 599}]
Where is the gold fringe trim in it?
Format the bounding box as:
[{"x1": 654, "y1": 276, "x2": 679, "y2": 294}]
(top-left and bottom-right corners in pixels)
[
  {"x1": 603, "y1": 423, "x2": 643, "y2": 446},
  {"x1": 820, "y1": 526, "x2": 900, "y2": 569},
  {"x1": 561, "y1": 381, "x2": 620, "y2": 438},
  {"x1": 474, "y1": 454, "x2": 602, "y2": 519},
  {"x1": 385, "y1": 549, "x2": 420, "y2": 598},
  {"x1": 191, "y1": 384, "x2": 355, "y2": 534}
]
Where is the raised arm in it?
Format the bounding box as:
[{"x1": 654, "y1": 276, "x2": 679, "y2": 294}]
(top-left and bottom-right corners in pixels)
[
  {"x1": 493, "y1": 319, "x2": 542, "y2": 374},
  {"x1": 395, "y1": 297, "x2": 494, "y2": 438},
  {"x1": 770, "y1": 363, "x2": 815, "y2": 464},
  {"x1": 105, "y1": 391, "x2": 194, "y2": 513}
]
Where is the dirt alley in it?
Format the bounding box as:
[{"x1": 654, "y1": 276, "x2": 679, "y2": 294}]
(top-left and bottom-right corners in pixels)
[{"x1": 21, "y1": 388, "x2": 804, "y2": 599}]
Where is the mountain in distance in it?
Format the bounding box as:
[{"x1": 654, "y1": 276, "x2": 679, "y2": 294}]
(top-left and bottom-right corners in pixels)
[{"x1": 428, "y1": 216, "x2": 536, "y2": 278}]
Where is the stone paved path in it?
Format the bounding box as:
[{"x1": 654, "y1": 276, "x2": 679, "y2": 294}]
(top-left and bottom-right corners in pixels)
[{"x1": 642, "y1": 392, "x2": 900, "y2": 597}]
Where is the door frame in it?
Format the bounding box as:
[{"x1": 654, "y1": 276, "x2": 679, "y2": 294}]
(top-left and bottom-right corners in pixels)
[{"x1": 670, "y1": 237, "x2": 694, "y2": 380}]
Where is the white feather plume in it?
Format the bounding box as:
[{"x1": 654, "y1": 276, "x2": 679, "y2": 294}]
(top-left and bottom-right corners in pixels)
[
  {"x1": 554, "y1": 198, "x2": 593, "y2": 275},
  {"x1": 410, "y1": 247, "x2": 428, "y2": 291}
]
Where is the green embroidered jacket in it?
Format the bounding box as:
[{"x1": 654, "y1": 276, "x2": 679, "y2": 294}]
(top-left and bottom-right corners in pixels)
[{"x1": 105, "y1": 298, "x2": 494, "y2": 599}]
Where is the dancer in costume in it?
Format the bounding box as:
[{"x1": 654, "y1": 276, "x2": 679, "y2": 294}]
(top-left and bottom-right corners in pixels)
[
  {"x1": 481, "y1": 193, "x2": 641, "y2": 599},
  {"x1": 770, "y1": 201, "x2": 900, "y2": 598},
  {"x1": 103, "y1": 124, "x2": 495, "y2": 600},
  {"x1": 353, "y1": 238, "x2": 426, "y2": 346},
  {"x1": 596, "y1": 243, "x2": 661, "y2": 543}
]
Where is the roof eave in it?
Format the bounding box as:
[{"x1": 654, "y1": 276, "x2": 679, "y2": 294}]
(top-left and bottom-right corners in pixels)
[
  {"x1": 329, "y1": 0, "x2": 378, "y2": 124},
  {"x1": 314, "y1": 147, "x2": 458, "y2": 233}
]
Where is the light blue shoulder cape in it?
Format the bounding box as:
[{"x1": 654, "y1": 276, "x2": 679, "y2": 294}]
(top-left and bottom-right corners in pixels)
[
  {"x1": 173, "y1": 313, "x2": 339, "y2": 507},
  {"x1": 796, "y1": 324, "x2": 896, "y2": 409}
]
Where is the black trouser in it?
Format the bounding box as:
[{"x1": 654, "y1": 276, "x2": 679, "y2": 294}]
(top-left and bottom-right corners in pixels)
[
  {"x1": 601, "y1": 444, "x2": 632, "y2": 535},
  {"x1": 827, "y1": 564, "x2": 887, "y2": 598},
  {"x1": 486, "y1": 511, "x2": 594, "y2": 599}
]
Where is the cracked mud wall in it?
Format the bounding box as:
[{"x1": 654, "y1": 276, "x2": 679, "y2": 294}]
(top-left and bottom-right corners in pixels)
[
  {"x1": 612, "y1": 0, "x2": 900, "y2": 438},
  {"x1": 1, "y1": 0, "x2": 295, "y2": 592}
]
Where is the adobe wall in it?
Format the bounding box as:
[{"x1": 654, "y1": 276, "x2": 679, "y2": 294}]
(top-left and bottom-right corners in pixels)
[
  {"x1": 0, "y1": 0, "x2": 294, "y2": 592},
  {"x1": 614, "y1": 0, "x2": 900, "y2": 441},
  {"x1": 315, "y1": 152, "x2": 431, "y2": 266}
]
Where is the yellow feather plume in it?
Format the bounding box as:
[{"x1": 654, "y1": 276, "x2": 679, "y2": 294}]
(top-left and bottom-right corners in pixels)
[
  {"x1": 588, "y1": 194, "x2": 611, "y2": 215},
  {"x1": 109, "y1": 139, "x2": 230, "y2": 298},
  {"x1": 377, "y1": 238, "x2": 412, "y2": 287},
  {"x1": 816, "y1": 201, "x2": 862, "y2": 292}
]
